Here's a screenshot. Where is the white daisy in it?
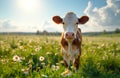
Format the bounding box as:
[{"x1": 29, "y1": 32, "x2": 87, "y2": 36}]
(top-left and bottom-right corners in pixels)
[
  {"x1": 39, "y1": 56, "x2": 45, "y2": 61},
  {"x1": 13, "y1": 55, "x2": 21, "y2": 62},
  {"x1": 35, "y1": 47, "x2": 40, "y2": 52},
  {"x1": 52, "y1": 65, "x2": 60, "y2": 71}
]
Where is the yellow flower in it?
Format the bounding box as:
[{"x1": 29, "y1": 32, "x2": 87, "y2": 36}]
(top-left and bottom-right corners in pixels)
[
  {"x1": 61, "y1": 69, "x2": 72, "y2": 77},
  {"x1": 55, "y1": 53, "x2": 58, "y2": 56},
  {"x1": 19, "y1": 46, "x2": 24, "y2": 49},
  {"x1": 60, "y1": 60, "x2": 64, "y2": 64},
  {"x1": 39, "y1": 56, "x2": 45, "y2": 61},
  {"x1": 46, "y1": 52, "x2": 52, "y2": 55}
]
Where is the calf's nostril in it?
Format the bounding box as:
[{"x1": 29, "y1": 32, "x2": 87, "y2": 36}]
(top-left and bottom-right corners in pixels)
[
  {"x1": 72, "y1": 33, "x2": 74, "y2": 36},
  {"x1": 66, "y1": 33, "x2": 68, "y2": 37},
  {"x1": 65, "y1": 32, "x2": 74, "y2": 38}
]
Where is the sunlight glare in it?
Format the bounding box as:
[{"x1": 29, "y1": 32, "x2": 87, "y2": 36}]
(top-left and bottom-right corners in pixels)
[{"x1": 17, "y1": 0, "x2": 41, "y2": 13}]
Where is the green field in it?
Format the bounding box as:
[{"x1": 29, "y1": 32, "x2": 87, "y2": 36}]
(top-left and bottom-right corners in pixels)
[{"x1": 0, "y1": 34, "x2": 120, "y2": 78}]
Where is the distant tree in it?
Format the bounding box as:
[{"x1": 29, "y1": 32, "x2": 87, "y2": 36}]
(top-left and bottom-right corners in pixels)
[
  {"x1": 43, "y1": 30, "x2": 48, "y2": 35},
  {"x1": 103, "y1": 29, "x2": 107, "y2": 34},
  {"x1": 36, "y1": 30, "x2": 40, "y2": 35},
  {"x1": 115, "y1": 28, "x2": 120, "y2": 33}
]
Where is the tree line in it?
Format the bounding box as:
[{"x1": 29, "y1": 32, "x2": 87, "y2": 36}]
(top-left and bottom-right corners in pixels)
[{"x1": 36, "y1": 28, "x2": 120, "y2": 35}]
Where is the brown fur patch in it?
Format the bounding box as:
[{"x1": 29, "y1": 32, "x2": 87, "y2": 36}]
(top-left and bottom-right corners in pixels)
[
  {"x1": 74, "y1": 55, "x2": 80, "y2": 69},
  {"x1": 64, "y1": 60, "x2": 68, "y2": 67},
  {"x1": 61, "y1": 33, "x2": 68, "y2": 48},
  {"x1": 61, "y1": 28, "x2": 82, "y2": 69},
  {"x1": 61, "y1": 28, "x2": 82, "y2": 48}
]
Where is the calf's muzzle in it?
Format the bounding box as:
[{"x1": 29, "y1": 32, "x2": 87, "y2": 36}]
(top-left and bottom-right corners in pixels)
[{"x1": 65, "y1": 32, "x2": 75, "y2": 39}]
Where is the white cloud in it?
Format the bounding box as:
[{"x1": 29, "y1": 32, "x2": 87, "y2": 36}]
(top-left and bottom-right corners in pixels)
[
  {"x1": 83, "y1": 0, "x2": 120, "y2": 32},
  {"x1": 40, "y1": 20, "x2": 63, "y2": 32},
  {"x1": 0, "y1": 20, "x2": 15, "y2": 29},
  {"x1": 0, "y1": 20, "x2": 37, "y2": 32},
  {"x1": 0, "y1": 19, "x2": 63, "y2": 32},
  {"x1": 0, "y1": 20, "x2": 17, "y2": 32}
]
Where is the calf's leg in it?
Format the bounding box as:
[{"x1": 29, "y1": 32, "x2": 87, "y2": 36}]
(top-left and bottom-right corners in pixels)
[{"x1": 74, "y1": 56, "x2": 80, "y2": 70}]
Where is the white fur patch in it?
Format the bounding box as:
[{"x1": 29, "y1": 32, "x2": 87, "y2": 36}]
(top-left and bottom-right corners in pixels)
[
  {"x1": 62, "y1": 43, "x2": 79, "y2": 66},
  {"x1": 62, "y1": 12, "x2": 78, "y2": 38}
]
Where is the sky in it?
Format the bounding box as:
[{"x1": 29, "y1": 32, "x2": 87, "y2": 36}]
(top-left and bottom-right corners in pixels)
[{"x1": 0, "y1": 0, "x2": 120, "y2": 32}]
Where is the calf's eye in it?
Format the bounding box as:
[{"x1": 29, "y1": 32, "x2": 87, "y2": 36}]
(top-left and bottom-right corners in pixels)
[
  {"x1": 62, "y1": 22, "x2": 65, "y2": 24},
  {"x1": 76, "y1": 22, "x2": 79, "y2": 25}
]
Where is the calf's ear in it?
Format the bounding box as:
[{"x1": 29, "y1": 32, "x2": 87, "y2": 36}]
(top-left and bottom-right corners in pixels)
[
  {"x1": 52, "y1": 16, "x2": 63, "y2": 24},
  {"x1": 78, "y1": 16, "x2": 89, "y2": 24}
]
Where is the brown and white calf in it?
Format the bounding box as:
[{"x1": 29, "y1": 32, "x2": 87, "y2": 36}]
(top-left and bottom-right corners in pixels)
[{"x1": 52, "y1": 12, "x2": 89, "y2": 71}]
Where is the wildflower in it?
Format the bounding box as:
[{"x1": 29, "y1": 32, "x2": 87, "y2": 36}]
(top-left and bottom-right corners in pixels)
[
  {"x1": 29, "y1": 45, "x2": 32, "y2": 48},
  {"x1": 0, "y1": 41, "x2": 4, "y2": 44},
  {"x1": 55, "y1": 53, "x2": 58, "y2": 56},
  {"x1": 52, "y1": 65, "x2": 59, "y2": 71},
  {"x1": 1, "y1": 56, "x2": 3, "y2": 58},
  {"x1": 71, "y1": 65, "x2": 76, "y2": 70},
  {"x1": 17, "y1": 42, "x2": 20, "y2": 46},
  {"x1": 11, "y1": 62, "x2": 14, "y2": 64},
  {"x1": 21, "y1": 68, "x2": 29, "y2": 75},
  {"x1": 28, "y1": 64, "x2": 32, "y2": 68},
  {"x1": 56, "y1": 48, "x2": 59, "y2": 50},
  {"x1": 35, "y1": 47, "x2": 41, "y2": 52},
  {"x1": 5, "y1": 55, "x2": 7, "y2": 57},
  {"x1": 41, "y1": 74, "x2": 48, "y2": 78},
  {"x1": 46, "y1": 52, "x2": 52, "y2": 55},
  {"x1": 41, "y1": 62, "x2": 45, "y2": 65},
  {"x1": 29, "y1": 39, "x2": 33, "y2": 43},
  {"x1": 39, "y1": 56, "x2": 45, "y2": 61},
  {"x1": 18, "y1": 40, "x2": 22, "y2": 43},
  {"x1": 5, "y1": 48, "x2": 9, "y2": 51},
  {"x1": 61, "y1": 69, "x2": 72, "y2": 77},
  {"x1": 13, "y1": 55, "x2": 21, "y2": 62},
  {"x1": 60, "y1": 60, "x2": 64, "y2": 64},
  {"x1": 1, "y1": 59, "x2": 8, "y2": 64},
  {"x1": 102, "y1": 54, "x2": 108, "y2": 60},
  {"x1": 20, "y1": 56, "x2": 25, "y2": 60},
  {"x1": 19, "y1": 46, "x2": 24, "y2": 49},
  {"x1": 28, "y1": 59, "x2": 32, "y2": 64},
  {"x1": 12, "y1": 49, "x2": 16, "y2": 53},
  {"x1": 31, "y1": 53, "x2": 36, "y2": 55},
  {"x1": 101, "y1": 44, "x2": 105, "y2": 47},
  {"x1": 56, "y1": 63, "x2": 59, "y2": 65}
]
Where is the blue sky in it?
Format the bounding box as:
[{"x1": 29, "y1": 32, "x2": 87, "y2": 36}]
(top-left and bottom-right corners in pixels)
[{"x1": 0, "y1": 0, "x2": 120, "y2": 32}]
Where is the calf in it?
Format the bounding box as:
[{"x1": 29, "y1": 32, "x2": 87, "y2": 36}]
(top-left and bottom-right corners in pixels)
[{"x1": 52, "y1": 12, "x2": 89, "y2": 75}]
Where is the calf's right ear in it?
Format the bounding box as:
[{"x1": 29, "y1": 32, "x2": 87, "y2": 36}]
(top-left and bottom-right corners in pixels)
[
  {"x1": 52, "y1": 16, "x2": 63, "y2": 24},
  {"x1": 78, "y1": 16, "x2": 89, "y2": 24}
]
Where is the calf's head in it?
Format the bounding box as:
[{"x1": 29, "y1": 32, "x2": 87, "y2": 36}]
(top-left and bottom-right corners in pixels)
[{"x1": 52, "y1": 12, "x2": 89, "y2": 41}]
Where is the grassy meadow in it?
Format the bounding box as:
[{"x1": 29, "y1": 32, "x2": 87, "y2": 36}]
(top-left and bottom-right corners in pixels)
[{"x1": 0, "y1": 34, "x2": 120, "y2": 78}]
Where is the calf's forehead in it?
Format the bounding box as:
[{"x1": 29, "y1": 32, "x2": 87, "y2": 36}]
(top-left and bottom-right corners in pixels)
[{"x1": 63, "y1": 12, "x2": 78, "y2": 23}]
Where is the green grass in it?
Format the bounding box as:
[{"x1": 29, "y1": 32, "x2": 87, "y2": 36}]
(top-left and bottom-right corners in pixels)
[{"x1": 0, "y1": 34, "x2": 120, "y2": 78}]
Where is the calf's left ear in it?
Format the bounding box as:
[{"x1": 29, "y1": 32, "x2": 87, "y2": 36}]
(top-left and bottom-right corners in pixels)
[
  {"x1": 78, "y1": 16, "x2": 89, "y2": 24},
  {"x1": 52, "y1": 16, "x2": 63, "y2": 24}
]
